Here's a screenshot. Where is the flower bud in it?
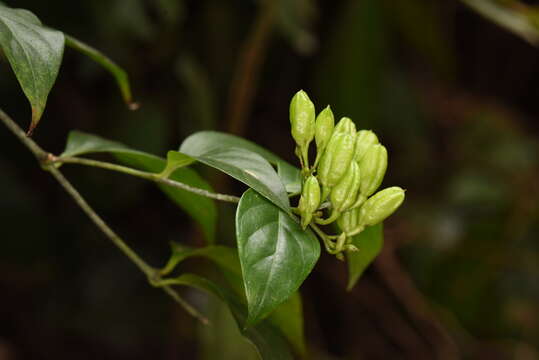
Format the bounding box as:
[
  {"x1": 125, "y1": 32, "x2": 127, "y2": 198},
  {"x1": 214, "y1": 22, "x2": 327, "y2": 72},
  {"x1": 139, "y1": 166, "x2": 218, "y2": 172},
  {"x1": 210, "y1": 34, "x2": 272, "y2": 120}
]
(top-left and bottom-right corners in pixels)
[
  {"x1": 358, "y1": 187, "x2": 405, "y2": 227},
  {"x1": 337, "y1": 207, "x2": 361, "y2": 234},
  {"x1": 334, "y1": 117, "x2": 356, "y2": 135},
  {"x1": 315, "y1": 106, "x2": 334, "y2": 156},
  {"x1": 354, "y1": 130, "x2": 379, "y2": 162},
  {"x1": 330, "y1": 161, "x2": 361, "y2": 213},
  {"x1": 298, "y1": 175, "x2": 321, "y2": 229},
  {"x1": 290, "y1": 90, "x2": 315, "y2": 149},
  {"x1": 317, "y1": 132, "x2": 357, "y2": 199},
  {"x1": 359, "y1": 144, "x2": 387, "y2": 197}
]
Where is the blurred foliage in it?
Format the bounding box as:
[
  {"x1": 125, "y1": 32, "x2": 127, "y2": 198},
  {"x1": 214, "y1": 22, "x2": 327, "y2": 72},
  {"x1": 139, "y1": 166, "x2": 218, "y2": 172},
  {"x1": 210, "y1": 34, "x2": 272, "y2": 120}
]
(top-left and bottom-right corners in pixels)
[{"x1": 1, "y1": 0, "x2": 538, "y2": 359}]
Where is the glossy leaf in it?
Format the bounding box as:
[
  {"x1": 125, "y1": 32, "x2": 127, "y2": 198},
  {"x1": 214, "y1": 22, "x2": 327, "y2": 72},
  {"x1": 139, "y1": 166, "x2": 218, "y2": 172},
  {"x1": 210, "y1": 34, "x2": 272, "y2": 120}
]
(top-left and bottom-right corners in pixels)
[
  {"x1": 0, "y1": 3, "x2": 65, "y2": 133},
  {"x1": 65, "y1": 34, "x2": 138, "y2": 108},
  {"x1": 179, "y1": 131, "x2": 301, "y2": 194},
  {"x1": 180, "y1": 133, "x2": 290, "y2": 213},
  {"x1": 61, "y1": 131, "x2": 217, "y2": 242},
  {"x1": 165, "y1": 273, "x2": 294, "y2": 360},
  {"x1": 346, "y1": 223, "x2": 383, "y2": 290},
  {"x1": 236, "y1": 189, "x2": 320, "y2": 326},
  {"x1": 162, "y1": 243, "x2": 307, "y2": 356}
]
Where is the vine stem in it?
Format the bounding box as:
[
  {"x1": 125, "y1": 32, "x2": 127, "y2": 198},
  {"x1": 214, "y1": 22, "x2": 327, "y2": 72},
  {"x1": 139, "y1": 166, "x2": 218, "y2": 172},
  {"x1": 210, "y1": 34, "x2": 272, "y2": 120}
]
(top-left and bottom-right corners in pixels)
[
  {"x1": 53, "y1": 156, "x2": 241, "y2": 203},
  {"x1": 0, "y1": 108, "x2": 209, "y2": 324}
]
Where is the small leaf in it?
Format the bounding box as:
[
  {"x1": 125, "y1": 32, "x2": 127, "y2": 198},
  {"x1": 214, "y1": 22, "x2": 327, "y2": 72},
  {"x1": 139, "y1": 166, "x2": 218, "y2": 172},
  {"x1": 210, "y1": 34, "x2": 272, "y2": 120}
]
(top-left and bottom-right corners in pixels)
[
  {"x1": 165, "y1": 273, "x2": 294, "y2": 360},
  {"x1": 181, "y1": 135, "x2": 290, "y2": 213},
  {"x1": 236, "y1": 189, "x2": 320, "y2": 326},
  {"x1": 64, "y1": 34, "x2": 138, "y2": 109},
  {"x1": 346, "y1": 223, "x2": 383, "y2": 290},
  {"x1": 162, "y1": 244, "x2": 242, "y2": 279},
  {"x1": 0, "y1": 3, "x2": 65, "y2": 133},
  {"x1": 62, "y1": 131, "x2": 217, "y2": 243},
  {"x1": 179, "y1": 131, "x2": 301, "y2": 194},
  {"x1": 160, "y1": 151, "x2": 195, "y2": 178}
]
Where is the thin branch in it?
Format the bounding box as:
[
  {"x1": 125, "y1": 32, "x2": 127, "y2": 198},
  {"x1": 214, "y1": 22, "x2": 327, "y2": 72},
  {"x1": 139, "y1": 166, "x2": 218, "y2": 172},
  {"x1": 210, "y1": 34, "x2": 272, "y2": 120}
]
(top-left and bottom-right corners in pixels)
[
  {"x1": 226, "y1": 0, "x2": 276, "y2": 135},
  {"x1": 0, "y1": 108, "x2": 208, "y2": 324},
  {"x1": 54, "y1": 156, "x2": 241, "y2": 203}
]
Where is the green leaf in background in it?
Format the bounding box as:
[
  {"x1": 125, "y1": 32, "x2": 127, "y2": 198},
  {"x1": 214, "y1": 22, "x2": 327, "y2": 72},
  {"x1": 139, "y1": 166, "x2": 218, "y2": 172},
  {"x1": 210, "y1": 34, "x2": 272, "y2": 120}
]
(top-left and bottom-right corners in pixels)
[
  {"x1": 61, "y1": 131, "x2": 217, "y2": 243},
  {"x1": 64, "y1": 34, "x2": 138, "y2": 109},
  {"x1": 461, "y1": 0, "x2": 539, "y2": 46},
  {"x1": 163, "y1": 273, "x2": 294, "y2": 360},
  {"x1": 179, "y1": 131, "x2": 301, "y2": 194},
  {"x1": 0, "y1": 3, "x2": 65, "y2": 134},
  {"x1": 267, "y1": 291, "x2": 306, "y2": 356},
  {"x1": 346, "y1": 223, "x2": 383, "y2": 291},
  {"x1": 161, "y1": 243, "x2": 307, "y2": 356},
  {"x1": 236, "y1": 189, "x2": 320, "y2": 326},
  {"x1": 180, "y1": 132, "x2": 290, "y2": 213}
]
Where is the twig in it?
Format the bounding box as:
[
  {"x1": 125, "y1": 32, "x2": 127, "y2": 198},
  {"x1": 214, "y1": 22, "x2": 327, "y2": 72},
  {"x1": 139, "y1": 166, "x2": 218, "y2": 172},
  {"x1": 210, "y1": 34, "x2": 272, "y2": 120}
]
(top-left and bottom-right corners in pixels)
[
  {"x1": 53, "y1": 156, "x2": 241, "y2": 203},
  {"x1": 226, "y1": 0, "x2": 276, "y2": 135},
  {"x1": 0, "y1": 108, "x2": 209, "y2": 324}
]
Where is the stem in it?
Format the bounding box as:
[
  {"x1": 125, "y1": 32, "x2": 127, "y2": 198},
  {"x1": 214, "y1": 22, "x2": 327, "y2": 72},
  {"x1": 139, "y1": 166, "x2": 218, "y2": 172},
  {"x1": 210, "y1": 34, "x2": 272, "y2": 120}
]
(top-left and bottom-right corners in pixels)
[
  {"x1": 65, "y1": 34, "x2": 138, "y2": 109},
  {"x1": 54, "y1": 156, "x2": 240, "y2": 203},
  {"x1": 309, "y1": 223, "x2": 337, "y2": 254},
  {"x1": 0, "y1": 108, "x2": 208, "y2": 324},
  {"x1": 315, "y1": 210, "x2": 340, "y2": 225}
]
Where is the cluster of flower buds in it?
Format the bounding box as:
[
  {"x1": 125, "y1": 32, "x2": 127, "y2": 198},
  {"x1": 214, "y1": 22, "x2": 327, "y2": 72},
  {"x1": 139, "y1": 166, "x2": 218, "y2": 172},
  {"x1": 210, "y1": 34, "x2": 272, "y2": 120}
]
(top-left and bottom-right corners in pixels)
[{"x1": 290, "y1": 90, "x2": 405, "y2": 258}]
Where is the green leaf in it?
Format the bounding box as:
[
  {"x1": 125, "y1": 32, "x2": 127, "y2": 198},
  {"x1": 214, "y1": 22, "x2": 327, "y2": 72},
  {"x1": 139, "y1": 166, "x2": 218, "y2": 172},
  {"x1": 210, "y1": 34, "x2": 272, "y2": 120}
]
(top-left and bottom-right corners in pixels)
[
  {"x1": 64, "y1": 34, "x2": 138, "y2": 109},
  {"x1": 180, "y1": 133, "x2": 290, "y2": 213},
  {"x1": 160, "y1": 151, "x2": 195, "y2": 178},
  {"x1": 346, "y1": 223, "x2": 383, "y2": 290},
  {"x1": 179, "y1": 131, "x2": 301, "y2": 194},
  {"x1": 61, "y1": 131, "x2": 217, "y2": 243},
  {"x1": 162, "y1": 244, "x2": 242, "y2": 279},
  {"x1": 268, "y1": 292, "x2": 306, "y2": 356},
  {"x1": 236, "y1": 189, "x2": 320, "y2": 326},
  {"x1": 162, "y1": 243, "x2": 306, "y2": 355},
  {"x1": 0, "y1": 3, "x2": 65, "y2": 133},
  {"x1": 165, "y1": 273, "x2": 294, "y2": 360}
]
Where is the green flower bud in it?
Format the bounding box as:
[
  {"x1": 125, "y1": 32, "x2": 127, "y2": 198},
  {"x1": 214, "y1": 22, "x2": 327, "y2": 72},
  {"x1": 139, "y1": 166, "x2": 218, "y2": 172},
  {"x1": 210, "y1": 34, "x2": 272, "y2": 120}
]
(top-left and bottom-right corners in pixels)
[
  {"x1": 298, "y1": 175, "x2": 321, "y2": 229},
  {"x1": 359, "y1": 144, "x2": 388, "y2": 197},
  {"x1": 337, "y1": 207, "x2": 361, "y2": 234},
  {"x1": 317, "y1": 132, "x2": 357, "y2": 199},
  {"x1": 334, "y1": 117, "x2": 356, "y2": 135},
  {"x1": 330, "y1": 161, "x2": 361, "y2": 213},
  {"x1": 315, "y1": 106, "x2": 334, "y2": 156},
  {"x1": 290, "y1": 90, "x2": 315, "y2": 149},
  {"x1": 354, "y1": 130, "x2": 379, "y2": 162},
  {"x1": 358, "y1": 187, "x2": 405, "y2": 227}
]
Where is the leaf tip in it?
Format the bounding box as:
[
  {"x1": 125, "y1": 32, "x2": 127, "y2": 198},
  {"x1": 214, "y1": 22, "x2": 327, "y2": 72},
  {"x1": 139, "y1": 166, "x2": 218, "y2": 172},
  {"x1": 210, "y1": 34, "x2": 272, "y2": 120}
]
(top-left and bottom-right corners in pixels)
[{"x1": 27, "y1": 106, "x2": 43, "y2": 136}]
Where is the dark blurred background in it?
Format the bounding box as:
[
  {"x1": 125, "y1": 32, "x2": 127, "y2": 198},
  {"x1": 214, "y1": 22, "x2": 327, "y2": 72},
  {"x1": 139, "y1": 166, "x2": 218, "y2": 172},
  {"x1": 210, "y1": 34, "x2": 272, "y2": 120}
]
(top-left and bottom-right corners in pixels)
[{"x1": 0, "y1": 0, "x2": 538, "y2": 359}]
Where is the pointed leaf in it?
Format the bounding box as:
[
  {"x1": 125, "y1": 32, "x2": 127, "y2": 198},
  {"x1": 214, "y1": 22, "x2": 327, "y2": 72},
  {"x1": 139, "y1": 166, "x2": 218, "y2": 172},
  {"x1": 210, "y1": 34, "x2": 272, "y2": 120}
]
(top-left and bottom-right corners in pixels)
[
  {"x1": 61, "y1": 131, "x2": 216, "y2": 242},
  {"x1": 179, "y1": 131, "x2": 301, "y2": 194},
  {"x1": 181, "y1": 134, "x2": 290, "y2": 212},
  {"x1": 236, "y1": 189, "x2": 320, "y2": 326},
  {"x1": 0, "y1": 3, "x2": 65, "y2": 133},
  {"x1": 346, "y1": 223, "x2": 383, "y2": 290}
]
